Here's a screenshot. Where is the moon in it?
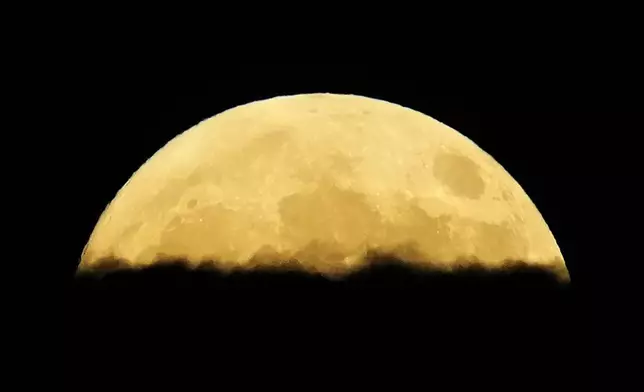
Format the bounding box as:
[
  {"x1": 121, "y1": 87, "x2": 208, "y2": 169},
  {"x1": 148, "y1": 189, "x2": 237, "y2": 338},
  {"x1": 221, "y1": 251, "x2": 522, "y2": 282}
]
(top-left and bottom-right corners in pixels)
[{"x1": 80, "y1": 93, "x2": 568, "y2": 280}]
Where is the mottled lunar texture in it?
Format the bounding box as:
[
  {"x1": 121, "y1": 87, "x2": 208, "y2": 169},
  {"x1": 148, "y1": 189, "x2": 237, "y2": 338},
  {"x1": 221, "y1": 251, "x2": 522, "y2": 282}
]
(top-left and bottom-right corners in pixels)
[{"x1": 80, "y1": 93, "x2": 568, "y2": 279}]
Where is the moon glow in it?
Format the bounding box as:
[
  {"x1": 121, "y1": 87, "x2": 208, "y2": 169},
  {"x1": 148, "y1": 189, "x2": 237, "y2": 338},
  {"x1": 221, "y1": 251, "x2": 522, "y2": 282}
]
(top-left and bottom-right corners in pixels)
[{"x1": 80, "y1": 93, "x2": 568, "y2": 279}]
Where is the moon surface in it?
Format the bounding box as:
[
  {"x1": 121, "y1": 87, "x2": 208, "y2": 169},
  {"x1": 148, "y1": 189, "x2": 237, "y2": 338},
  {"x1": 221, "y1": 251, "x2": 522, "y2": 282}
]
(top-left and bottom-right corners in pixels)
[{"x1": 80, "y1": 93, "x2": 568, "y2": 279}]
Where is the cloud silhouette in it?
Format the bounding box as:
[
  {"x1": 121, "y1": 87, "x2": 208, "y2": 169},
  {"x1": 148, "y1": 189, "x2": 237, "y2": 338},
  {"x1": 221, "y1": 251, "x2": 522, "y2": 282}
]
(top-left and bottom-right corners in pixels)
[{"x1": 67, "y1": 254, "x2": 581, "y2": 391}]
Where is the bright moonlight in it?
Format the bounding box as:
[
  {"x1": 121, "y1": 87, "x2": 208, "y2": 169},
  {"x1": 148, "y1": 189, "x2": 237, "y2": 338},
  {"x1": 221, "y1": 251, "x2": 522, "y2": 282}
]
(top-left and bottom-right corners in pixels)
[{"x1": 80, "y1": 93, "x2": 568, "y2": 280}]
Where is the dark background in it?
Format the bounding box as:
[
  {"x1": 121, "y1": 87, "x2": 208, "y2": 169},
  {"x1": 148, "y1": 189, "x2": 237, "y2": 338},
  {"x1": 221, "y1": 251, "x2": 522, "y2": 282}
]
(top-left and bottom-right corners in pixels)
[{"x1": 64, "y1": 65, "x2": 606, "y2": 390}]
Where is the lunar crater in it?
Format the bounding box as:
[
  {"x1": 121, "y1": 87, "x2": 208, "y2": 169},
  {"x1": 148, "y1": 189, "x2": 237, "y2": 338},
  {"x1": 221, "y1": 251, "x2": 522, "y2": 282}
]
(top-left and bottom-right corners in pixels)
[{"x1": 433, "y1": 150, "x2": 486, "y2": 200}]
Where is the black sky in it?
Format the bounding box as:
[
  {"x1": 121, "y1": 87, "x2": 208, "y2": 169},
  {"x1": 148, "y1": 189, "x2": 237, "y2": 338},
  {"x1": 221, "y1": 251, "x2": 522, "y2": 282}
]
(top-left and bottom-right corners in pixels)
[{"x1": 63, "y1": 64, "x2": 612, "y2": 390}]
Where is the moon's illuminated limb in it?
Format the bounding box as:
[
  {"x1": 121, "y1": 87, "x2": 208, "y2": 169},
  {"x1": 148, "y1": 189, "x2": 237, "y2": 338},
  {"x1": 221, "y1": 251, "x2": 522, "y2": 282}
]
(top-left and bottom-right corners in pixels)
[{"x1": 80, "y1": 93, "x2": 568, "y2": 280}]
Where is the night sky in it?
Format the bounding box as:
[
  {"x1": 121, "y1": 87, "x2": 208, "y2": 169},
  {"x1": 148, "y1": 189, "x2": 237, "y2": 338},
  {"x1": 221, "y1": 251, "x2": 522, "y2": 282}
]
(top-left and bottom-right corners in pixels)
[{"x1": 64, "y1": 65, "x2": 605, "y2": 390}]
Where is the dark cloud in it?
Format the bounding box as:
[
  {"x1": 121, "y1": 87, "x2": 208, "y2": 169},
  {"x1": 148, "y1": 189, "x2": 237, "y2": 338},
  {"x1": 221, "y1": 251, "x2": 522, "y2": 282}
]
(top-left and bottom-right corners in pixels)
[{"x1": 67, "y1": 254, "x2": 583, "y2": 390}]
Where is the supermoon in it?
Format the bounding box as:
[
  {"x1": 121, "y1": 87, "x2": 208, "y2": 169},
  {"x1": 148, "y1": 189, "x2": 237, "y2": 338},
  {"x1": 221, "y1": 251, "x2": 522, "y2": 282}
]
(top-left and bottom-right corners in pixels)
[{"x1": 80, "y1": 93, "x2": 568, "y2": 280}]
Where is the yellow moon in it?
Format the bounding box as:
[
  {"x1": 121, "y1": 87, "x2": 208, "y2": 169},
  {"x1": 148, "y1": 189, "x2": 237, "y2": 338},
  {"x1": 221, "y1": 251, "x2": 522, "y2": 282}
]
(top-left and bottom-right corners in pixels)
[{"x1": 80, "y1": 93, "x2": 568, "y2": 280}]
